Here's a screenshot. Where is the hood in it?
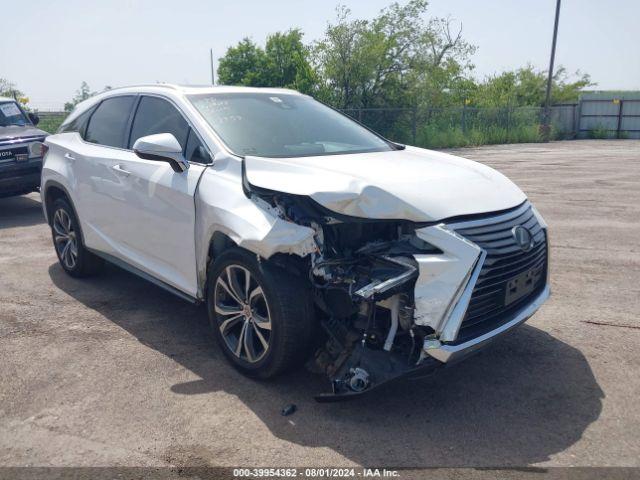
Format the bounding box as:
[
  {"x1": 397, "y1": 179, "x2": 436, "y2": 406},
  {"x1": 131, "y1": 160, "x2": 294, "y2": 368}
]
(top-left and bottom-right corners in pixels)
[
  {"x1": 244, "y1": 146, "x2": 527, "y2": 222},
  {"x1": 0, "y1": 125, "x2": 49, "y2": 142}
]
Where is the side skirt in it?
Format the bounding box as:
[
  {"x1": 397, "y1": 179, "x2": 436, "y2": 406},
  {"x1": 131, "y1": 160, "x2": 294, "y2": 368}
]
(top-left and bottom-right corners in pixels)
[{"x1": 87, "y1": 248, "x2": 201, "y2": 305}]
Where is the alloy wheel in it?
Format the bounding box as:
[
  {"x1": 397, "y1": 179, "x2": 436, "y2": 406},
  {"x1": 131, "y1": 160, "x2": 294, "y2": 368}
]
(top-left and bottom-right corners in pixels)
[
  {"x1": 53, "y1": 208, "x2": 78, "y2": 270},
  {"x1": 213, "y1": 265, "x2": 272, "y2": 363}
]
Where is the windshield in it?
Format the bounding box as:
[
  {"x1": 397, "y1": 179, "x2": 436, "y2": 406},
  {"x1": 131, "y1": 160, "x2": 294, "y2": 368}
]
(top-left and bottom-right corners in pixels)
[
  {"x1": 188, "y1": 92, "x2": 393, "y2": 158},
  {"x1": 0, "y1": 101, "x2": 29, "y2": 127}
]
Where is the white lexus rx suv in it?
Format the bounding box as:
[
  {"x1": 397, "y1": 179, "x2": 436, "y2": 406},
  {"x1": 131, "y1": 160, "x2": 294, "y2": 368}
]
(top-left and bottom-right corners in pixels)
[{"x1": 42, "y1": 85, "x2": 549, "y2": 400}]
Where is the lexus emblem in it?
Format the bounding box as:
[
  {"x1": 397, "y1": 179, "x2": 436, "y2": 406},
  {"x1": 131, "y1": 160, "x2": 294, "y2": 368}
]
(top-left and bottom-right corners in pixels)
[{"x1": 512, "y1": 225, "x2": 534, "y2": 252}]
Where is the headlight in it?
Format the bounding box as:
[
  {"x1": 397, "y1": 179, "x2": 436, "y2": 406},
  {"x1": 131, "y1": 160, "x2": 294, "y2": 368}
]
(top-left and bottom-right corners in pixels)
[{"x1": 29, "y1": 142, "x2": 44, "y2": 158}]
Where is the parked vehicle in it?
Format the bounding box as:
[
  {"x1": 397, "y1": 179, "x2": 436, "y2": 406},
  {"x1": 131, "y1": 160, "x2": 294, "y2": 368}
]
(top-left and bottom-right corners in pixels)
[
  {"x1": 0, "y1": 97, "x2": 48, "y2": 198},
  {"x1": 41, "y1": 85, "x2": 549, "y2": 399}
]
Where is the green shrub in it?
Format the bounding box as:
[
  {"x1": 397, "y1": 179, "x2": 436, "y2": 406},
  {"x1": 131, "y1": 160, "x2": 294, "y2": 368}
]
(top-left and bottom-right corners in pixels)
[
  {"x1": 414, "y1": 123, "x2": 543, "y2": 149},
  {"x1": 587, "y1": 125, "x2": 610, "y2": 139},
  {"x1": 417, "y1": 126, "x2": 470, "y2": 148},
  {"x1": 508, "y1": 125, "x2": 542, "y2": 143},
  {"x1": 36, "y1": 115, "x2": 66, "y2": 133}
]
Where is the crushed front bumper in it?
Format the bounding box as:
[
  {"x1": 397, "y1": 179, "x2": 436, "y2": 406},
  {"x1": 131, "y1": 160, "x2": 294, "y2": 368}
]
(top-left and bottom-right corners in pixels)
[
  {"x1": 315, "y1": 202, "x2": 550, "y2": 401},
  {"x1": 315, "y1": 284, "x2": 550, "y2": 402}
]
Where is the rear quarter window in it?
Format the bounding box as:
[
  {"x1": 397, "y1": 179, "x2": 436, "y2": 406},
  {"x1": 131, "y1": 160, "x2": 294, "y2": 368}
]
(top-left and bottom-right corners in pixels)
[{"x1": 58, "y1": 106, "x2": 96, "y2": 137}]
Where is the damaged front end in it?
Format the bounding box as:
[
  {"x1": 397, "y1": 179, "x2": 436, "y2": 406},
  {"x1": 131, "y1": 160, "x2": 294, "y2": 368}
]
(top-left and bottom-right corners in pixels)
[
  {"x1": 244, "y1": 171, "x2": 502, "y2": 401},
  {"x1": 309, "y1": 222, "x2": 441, "y2": 400}
]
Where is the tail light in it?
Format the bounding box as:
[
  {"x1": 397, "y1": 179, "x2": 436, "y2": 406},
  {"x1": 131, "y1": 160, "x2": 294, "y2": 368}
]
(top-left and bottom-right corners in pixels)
[{"x1": 40, "y1": 143, "x2": 49, "y2": 164}]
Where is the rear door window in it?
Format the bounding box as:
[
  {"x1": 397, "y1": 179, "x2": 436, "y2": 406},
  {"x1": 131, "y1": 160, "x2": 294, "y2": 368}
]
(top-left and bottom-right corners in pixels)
[
  {"x1": 85, "y1": 96, "x2": 135, "y2": 148},
  {"x1": 129, "y1": 96, "x2": 189, "y2": 149}
]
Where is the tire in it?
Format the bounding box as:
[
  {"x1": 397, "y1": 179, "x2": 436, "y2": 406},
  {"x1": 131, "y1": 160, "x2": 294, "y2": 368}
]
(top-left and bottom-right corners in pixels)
[
  {"x1": 50, "y1": 198, "x2": 104, "y2": 277},
  {"x1": 206, "y1": 248, "x2": 314, "y2": 379}
]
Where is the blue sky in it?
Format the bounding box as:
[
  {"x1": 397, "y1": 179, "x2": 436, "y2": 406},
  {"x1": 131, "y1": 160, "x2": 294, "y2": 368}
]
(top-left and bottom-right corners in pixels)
[{"x1": 4, "y1": 0, "x2": 639, "y2": 110}]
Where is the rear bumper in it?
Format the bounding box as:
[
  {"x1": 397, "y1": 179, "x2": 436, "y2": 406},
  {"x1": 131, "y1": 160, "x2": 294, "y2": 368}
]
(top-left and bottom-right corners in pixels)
[{"x1": 0, "y1": 158, "x2": 42, "y2": 196}]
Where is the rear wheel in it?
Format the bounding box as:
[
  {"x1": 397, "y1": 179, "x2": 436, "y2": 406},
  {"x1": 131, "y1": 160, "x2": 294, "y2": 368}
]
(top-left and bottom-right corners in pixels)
[
  {"x1": 50, "y1": 198, "x2": 104, "y2": 277},
  {"x1": 207, "y1": 248, "x2": 313, "y2": 379}
]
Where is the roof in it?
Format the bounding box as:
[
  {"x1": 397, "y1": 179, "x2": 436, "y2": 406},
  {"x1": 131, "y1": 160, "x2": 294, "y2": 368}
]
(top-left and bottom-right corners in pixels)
[
  {"x1": 88, "y1": 83, "x2": 301, "y2": 95},
  {"x1": 68, "y1": 83, "x2": 304, "y2": 115},
  {"x1": 93, "y1": 83, "x2": 303, "y2": 97},
  {"x1": 0, "y1": 96, "x2": 17, "y2": 102},
  {"x1": 64, "y1": 83, "x2": 306, "y2": 129},
  {"x1": 176, "y1": 84, "x2": 302, "y2": 96}
]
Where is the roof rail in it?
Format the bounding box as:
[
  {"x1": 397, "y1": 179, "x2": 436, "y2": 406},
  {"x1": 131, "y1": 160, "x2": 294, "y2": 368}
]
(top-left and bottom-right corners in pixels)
[{"x1": 94, "y1": 83, "x2": 182, "y2": 95}]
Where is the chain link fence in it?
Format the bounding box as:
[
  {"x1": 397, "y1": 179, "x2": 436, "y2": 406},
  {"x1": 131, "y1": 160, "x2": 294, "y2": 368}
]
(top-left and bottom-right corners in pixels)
[
  {"x1": 34, "y1": 111, "x2": 68, "y2": 134},
  {"x1": 340, "y1": 105, "x2": 578, "y2": 148}
]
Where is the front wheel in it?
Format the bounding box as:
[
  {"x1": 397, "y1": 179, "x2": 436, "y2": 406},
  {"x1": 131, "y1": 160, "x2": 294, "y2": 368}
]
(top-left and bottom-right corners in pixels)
[{"x1": 206, "y1": 248, "x2": 313, "y2": 379}]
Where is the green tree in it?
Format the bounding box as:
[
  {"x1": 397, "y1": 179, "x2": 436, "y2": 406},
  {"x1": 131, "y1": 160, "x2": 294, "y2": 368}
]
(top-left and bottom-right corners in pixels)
[
  {"x1": 312, "y1": 6, "x2": 372, "y2": 107},
  {"x1": 0, "y1": 78, "x2": 30, "y2": 106},
  {"x1": 264, "y1": 29, "x2": 318, "y2": 93},
  {"x1": 217, "y1": 30, "x2": 317, "y2": 93},
  {"x1": 313, "y1": 1, "x2": 476, "y2": 109},
  {"x1": 64, "y1": 81, "x2": 96, "y2": 112},
  {"x1": 472, "y1": 65, "x2": 594, "y2": 107},
  {"x1": 217, "y1": 38, "x2": 268, "y2": 86},
  {"x1": 0, "y1": 78, "x2": 24, "y2": 99},
  {"x1": 550, "y1": 67, "x2": 594, "y2": 104},
  {"x1": 214, "y1": 3, "x2": 592, "y2": 117}
]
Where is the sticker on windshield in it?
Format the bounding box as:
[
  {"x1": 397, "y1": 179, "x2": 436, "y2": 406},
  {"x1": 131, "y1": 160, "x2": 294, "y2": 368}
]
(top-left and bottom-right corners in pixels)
[{"x1": 0, "y1": 103, "x2": 21, "y2": 117}]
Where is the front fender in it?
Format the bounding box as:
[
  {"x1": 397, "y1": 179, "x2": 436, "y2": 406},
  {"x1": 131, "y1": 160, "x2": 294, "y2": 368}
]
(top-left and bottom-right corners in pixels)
[{"x1": 194, "y1": 158, "x2": 317, "y2": 299}]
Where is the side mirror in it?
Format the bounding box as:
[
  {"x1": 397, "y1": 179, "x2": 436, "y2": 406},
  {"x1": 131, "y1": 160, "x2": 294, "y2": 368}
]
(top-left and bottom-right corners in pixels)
[
  {"x1": 133, "y1": 133, "x2": 189, "y2": 173},
  {"x1": 28, "y1": 112, "x2": 40, "y2": 126}
]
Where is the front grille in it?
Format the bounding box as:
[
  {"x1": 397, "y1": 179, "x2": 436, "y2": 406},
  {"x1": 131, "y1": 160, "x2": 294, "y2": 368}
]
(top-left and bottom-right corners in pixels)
[
  {"x1": 0, "y1": 146, "x2": 28, "y2": 164},
  {"x1": 450, "y1": 203, "x2": 547, "y2": 345}
]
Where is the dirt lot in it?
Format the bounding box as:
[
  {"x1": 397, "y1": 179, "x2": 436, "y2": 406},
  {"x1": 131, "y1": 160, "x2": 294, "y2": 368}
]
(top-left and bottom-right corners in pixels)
[{"x1": 0, "y1": 140, "x2": 638, "y2": 468}]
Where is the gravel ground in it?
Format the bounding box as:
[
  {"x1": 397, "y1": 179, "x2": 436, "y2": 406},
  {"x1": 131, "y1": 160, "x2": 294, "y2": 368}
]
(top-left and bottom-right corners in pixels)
[{"x1": 0, "y1": 140, "x2": 638, "y2": 468}]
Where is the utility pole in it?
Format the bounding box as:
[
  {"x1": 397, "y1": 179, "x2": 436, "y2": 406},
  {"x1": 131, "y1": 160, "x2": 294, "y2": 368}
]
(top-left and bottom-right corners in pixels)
[
  {"x1": 210, "y1": 48, "x2": 215, "y2": 85},
  {"x1": 543, "y1": 0, "x2": 561, "y2": 142}
]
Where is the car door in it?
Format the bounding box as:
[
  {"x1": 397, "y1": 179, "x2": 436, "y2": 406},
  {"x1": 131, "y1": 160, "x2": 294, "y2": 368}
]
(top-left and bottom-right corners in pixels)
[
  {"x1": 104, "y1": 95, "x2": 209, "y2": 297},
  {"x1": 70, "y1": 95, "x2": 138, "y2": 256}
]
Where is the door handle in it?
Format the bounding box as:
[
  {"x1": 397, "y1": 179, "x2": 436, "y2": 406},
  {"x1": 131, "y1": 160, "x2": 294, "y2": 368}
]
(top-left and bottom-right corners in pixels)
[
  {"x1": 111, "y1": 164, "x2": 131, "y2": 177},
  {"x1": 64, "y1": 153, "x2": 76, "y2": 162}
]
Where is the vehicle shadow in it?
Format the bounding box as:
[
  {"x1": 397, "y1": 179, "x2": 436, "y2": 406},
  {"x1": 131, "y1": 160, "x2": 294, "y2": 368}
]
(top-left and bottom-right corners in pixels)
[
  {"x1": 0, "y1": 194, "x2": 45, "y2": 228},
  {"x1": 49, "y1": 262, "x2": 603, "y2": 467}
]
